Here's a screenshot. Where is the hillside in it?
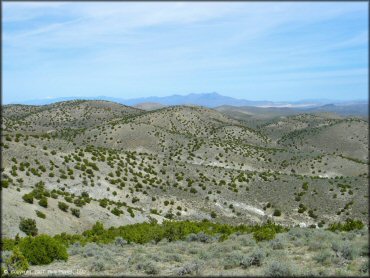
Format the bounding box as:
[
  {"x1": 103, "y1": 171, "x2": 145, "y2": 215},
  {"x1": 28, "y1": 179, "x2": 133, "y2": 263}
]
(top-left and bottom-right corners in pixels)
[
  {"x1": 1, "y1": 100, "x2": 368, "y2": 239},
  {"x1": 1, "y1": 100, "x2": 368, "y2": 277},
  {"x1": 2, "y1": 100, "x2": 143, "y2": 134}
]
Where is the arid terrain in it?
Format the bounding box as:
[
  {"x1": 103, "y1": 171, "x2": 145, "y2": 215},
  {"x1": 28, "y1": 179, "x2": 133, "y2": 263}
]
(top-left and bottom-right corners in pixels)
[{"x1": 1, "y1": 100, "x2": 368, "y2": 276}]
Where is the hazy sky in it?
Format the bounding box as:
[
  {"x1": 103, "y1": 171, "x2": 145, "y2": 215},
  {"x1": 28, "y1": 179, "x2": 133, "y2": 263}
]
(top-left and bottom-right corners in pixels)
[{"x1": 3, "y1": 2, "x2": 368, "y2": 103}]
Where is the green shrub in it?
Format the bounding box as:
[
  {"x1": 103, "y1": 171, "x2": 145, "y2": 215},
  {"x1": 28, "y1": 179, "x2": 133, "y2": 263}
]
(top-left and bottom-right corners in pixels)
[
  {"x1": 2, "y1": 220, "x2": 289, "y2": 260},
  {"x1": 99, "y1": 199, "x2": 108, "y2": 208},
  {"x1": 19, "y1": 235, "x2": 68, "y2": 265},
  {"x1": 83, "y1": 221, "x2": 105, "y2": 238},
  {"x1": 328, "y1": 219, "x2": 364, "y2": 232},
  {"x1": 127, "y1": 208, "x2": 135, "y2": 218},
  {"x1": 302, "y1": 182, "x2": 308, "y2": 191},
  {"x1": 38, "y1": 197, "x2": 48, "y2": 208},
  {"x1": 165, "y1": 211, "x2": 174, "y2": 219},
  {"x1": 81, "y1": 191, "x2": 89, "y2": 198},
  {"x1": 252, "y1": 221, "x2": 286, "y2": 242},
  {"x1": 73, "y1": 198, "x2": 86, "y2": 207},
  {"x1": 22, "y1": 193, "x2": 34, "y2": 204},
  {"x1": 3, "y1": 247, "x2": 29, "y2": 275},
  {"x1": 2, "y1": 238, "x2": 16, "y2": 251},
  {"x1": 36, "y1": 210, "x2": 46, "y2": 219},
  {"x1": 273, "y1": 209, "x2": 281, "y2": 216},
  {"x1": 58, "y1": 202, "x2": 69, "y2": 212},
  {"x1": 2, "y1": 180, "x2": 9, "y2": 188},
  {"x1": 19, "y1": 218, "x2": 38, "y2": 236},
  {"x1": 253, "y1": 227, "x2": 275, "y2": 242},
  {"x1": 71, "y1": 208, "x2": 80, "y2": 218},
  {"x1": 111, "y1": 207, "x2": 123, "y2": 216},
  {"x1": 190, "y1": 187, "x2": 197, "y2": 194}
]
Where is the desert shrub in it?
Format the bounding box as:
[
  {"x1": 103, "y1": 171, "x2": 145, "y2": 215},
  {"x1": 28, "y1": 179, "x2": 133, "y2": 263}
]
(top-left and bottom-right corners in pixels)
[
  {"x1": 270, "y1": 238, "x2": 284, "y2": 250},
  {"x1": 223, "y1": 251, "x2": 244, "y2": 269},
  {"x1": 38, "y1": 197, "x2": 48, "y2": 208},
  {"x1": 339, "y1": 243, "x2": 356, "y2": 260},
  {"x1": 136, "y1": 261, "x2": 160, "y2": 275},
  {"x1": 186, "y1": 232, "x2": 213, "y2": 243},
  {"x1": 68, "y1": 242, "x2": 82, "y2": 256},
  {"x1": 22, "y1": 193, "x2": 34, "y2": 204},
  {"x1": 114, "y1": 237, "x2": 127, "y2": 247},
  {"x1": 359, "y1": 261, "x2": 369, "y2": 274},
  {"x1": 1, "y1": 250, "x2": 13, "y2": 263},
  {"x1": 238, "y1": 234, "x2": 256, "y2": 247},
  {"x1": 35, "y1": 210, "x2": 46, "y2": 219},
  {"x1": 90, "y1": 259, "x2": 105, "y2": 272},
  {"x1": 164, "y1": 253, "x2": 182, "y2": 263},
  {"x1": 3, "y1": 247, "x2": 29, "y2": 276},
  {"x1": 287, "y1": 227, "x2": 306, "y2": 240},
  {"x1": 359, "y1": 241, "x2": 369, "y2": 257},
  {"x1": 210, "y1": 211, "x2": 217, "y2": 218},
  {"x1": 328, "y1": 219, "x2": 364, "y2": 232},
  {"x1": 314, "y1": 249, "x2": 334, "y2": 265},
  {"x1": 273, "y1": 209, "x2": 281, "y2": 216},
  {"x1": 308, "y1": 240, "x2": 326, "y2": 251},
  {"x1": 264, "y1": 260, "x2": 293, "y2": 277},
  {"x1": 19, "y1": 235, "x2": 68, "y2": 265},
  {"x1": 197, "y1": 249, "x2": 212, "y2": 260},
  {"x1": 331, "y1": 241, "x2": 342, "y2": 253},
  {"x1": 308, "y1": 230, "x2": 334, "y2": 251},
  {"x1": 177, "y1": 260, "x2": 202, "y2": 276},
  {"x1": 58, "y1": 201, "x2": 69, "y2": 212},
  {"x1": 241, "y1": 248, "x2": 265, "y2": 268},
  {"x1": 19, "y1": 218, "x2": 38, "y2": 236},
  {"x1": 71, "y1": 208, "x2": 80, "y2": 218},
  {"x1": 83, "y1": 243, "x2": 101, "y2": 258}
]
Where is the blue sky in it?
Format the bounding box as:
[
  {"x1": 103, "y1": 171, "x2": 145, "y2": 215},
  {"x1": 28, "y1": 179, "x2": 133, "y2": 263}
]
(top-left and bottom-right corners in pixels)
[{"x1": 3, "y1": 2, "x2": 368, "y2": 104}]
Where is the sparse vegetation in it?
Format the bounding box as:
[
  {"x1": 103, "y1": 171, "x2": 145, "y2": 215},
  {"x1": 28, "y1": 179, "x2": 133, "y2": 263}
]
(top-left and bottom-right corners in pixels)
[{"x1": 1, "y1": 100, "x2": 368, "y2": 276}]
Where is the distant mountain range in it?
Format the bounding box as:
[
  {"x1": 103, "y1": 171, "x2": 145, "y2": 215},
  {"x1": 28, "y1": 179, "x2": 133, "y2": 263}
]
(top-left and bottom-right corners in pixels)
[{"x1": 6, "y1": 93, "x2": 367, "y2": 116}]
